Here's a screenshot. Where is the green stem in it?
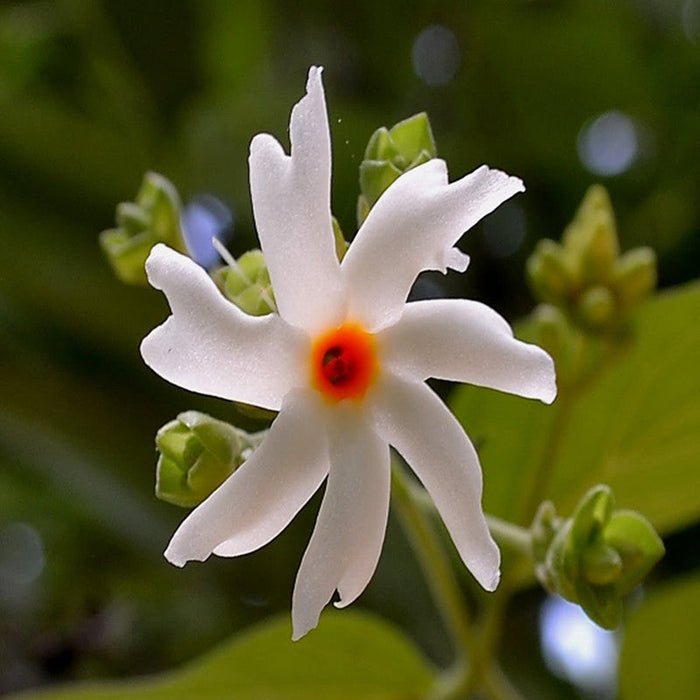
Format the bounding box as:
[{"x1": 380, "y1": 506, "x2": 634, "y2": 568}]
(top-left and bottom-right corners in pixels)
[
  {"x1": 520, "y1": 391, "x2": 574, "y2": 524},
  {"x1": 390, "y1": 462, "x2": 474, "y2": 696},
  {"x1": 521, "y1": 334, "x2": 630, "y2": 524},
  {"x1": 408, "y1": 484, "x2": 532, "y2": 557},
  {"x1": 486, "y1": 516, "x2": 531, "y2": 555}
]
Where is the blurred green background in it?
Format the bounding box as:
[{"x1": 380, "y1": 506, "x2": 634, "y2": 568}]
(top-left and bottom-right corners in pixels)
[{"x1": 1, "y1": 0, "x2": 698, "y2": 698}]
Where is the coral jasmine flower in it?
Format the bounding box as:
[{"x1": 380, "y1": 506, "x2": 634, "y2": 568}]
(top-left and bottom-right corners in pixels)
[{"x1": 141, "y1": 67, "x2": 556, "y2": 639}]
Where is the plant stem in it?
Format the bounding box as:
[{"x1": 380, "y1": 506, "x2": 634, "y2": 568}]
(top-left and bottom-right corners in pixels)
[
  {"x1": 390, "y1": 461, "x2": 474, "y2": 696},
  {"x1": 486, "y1": 516, "x2": 531, "y2": 555}
]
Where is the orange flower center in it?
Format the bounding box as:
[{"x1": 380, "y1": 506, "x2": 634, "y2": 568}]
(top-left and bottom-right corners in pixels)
[{"x1": 310, "y1": 323, "x2": 378, "y2": 402}]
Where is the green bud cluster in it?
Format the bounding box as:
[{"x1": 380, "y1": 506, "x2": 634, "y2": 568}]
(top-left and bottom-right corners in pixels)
[
  {"x1": 533, "y1": 485, "x2": 664, "y2": 629},
  {"x1": 155, "y1": 411, "x2": 266, "y2": 508},
  {"x1": 212, "y1": 249, "x2": 276, "y2": 316},
  {"x1": 527, "y1": 186, "x2": 657, "y2": 335},
  {"x1": 357, "y1": 112, "x2": 437, "y2": 225},
  {"x1": 100, "y1": 172, "x2": 186, "y2": 284}
]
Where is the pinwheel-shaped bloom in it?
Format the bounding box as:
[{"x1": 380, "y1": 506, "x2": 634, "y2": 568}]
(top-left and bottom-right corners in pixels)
[{"x1": 141, "y1": 67, "x2": 556, "y2": 639}]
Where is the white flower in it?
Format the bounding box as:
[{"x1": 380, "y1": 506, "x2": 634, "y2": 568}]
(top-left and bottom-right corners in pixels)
[{"x1": 141, "y1": 67, "x2": 556, "y2": 639}]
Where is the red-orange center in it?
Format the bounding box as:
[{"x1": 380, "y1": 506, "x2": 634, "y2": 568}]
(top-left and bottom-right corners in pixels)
[{"x1": 310, "y1": 323, "x2": 378, "y2": 402}]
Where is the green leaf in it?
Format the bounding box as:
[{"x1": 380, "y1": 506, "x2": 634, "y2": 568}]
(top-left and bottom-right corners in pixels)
[
  {"x1": 450, "y1": 282, "x2": 700, "y2": 534},
  {"x1": 619, "y1": 576, "x2": 700, "y2": 700},
  {"x1": 13, "y1": 612, "x2": 435, "y2": 700}
]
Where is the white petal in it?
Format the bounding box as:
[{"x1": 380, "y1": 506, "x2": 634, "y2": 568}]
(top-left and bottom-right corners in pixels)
[
  {"x1": 165, "y1": 389, "x2": 329, "y2": 566},
  {"x1": 249, "y1": 66, "x2": 344, "y2": 333},
  {"x1": 379, "y1": 299, "x2": 557, "y2": 404},
  {"x1": 291, "y1": 408, "x2": 390, "y2": 639},
  {"x1": 140, "y1": 244, "x2": 307, "y2": 410},
  {"x1": 342, "y1": 161, "x2": 524, "y2": 331},
  {"x1": 369, "y1": 374, "x2": 500, "y2": 591}
]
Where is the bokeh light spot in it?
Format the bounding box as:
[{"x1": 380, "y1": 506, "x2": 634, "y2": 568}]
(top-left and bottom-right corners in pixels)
[
  {"x1": 577, "y1": 111, "x2": 639, "y2": 176},
  {"x1": 0, "y1": 522, "x2": 45, "y2": 588},
  {"x1": 540, "y1": 596, "x2": 619, "y2": 699},
  {"x1": 411, "y1": 25, "x2": 460, "y2": 86}
]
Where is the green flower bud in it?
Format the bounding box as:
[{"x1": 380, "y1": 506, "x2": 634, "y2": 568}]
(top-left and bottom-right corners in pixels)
[
  {"x1": 603, "y1": 509, "x2": 664, "y2": 598},
  {"x1": 100, "y1": 172, "x2": 186, "y2": 285},
  {"x1": 359, "y1": 160, "x2": 403, "y2": 209},
  {"x1": 614, "y1": 247, "x2": 657, "y2": 309},
  {"x1": 526, "y1": 239, "x2": 573, "y2": 304},
  {"x1": 155, "y1": 411, "x2": 265, "y2": 508},
  {"x1": 531, "y1": 501, "x2": 561, "y2": 594},
  {"x1": 536, "y1": 485, "x2": 664, "y2": 629},
  {"x1": 581, "y1": 541, "x2": 623, "y2": 586},
  {"x1": 358, "y1": 113, "x2": 437, "y2": 224},
  {"x1": 387, "y1": 112, "x2": 437, "y2": 165},
  {"x1": 577, "y1": 285, "x2": 616, "y2": 328},
  {"x1": 563, "y1": 185, "x2": 616, "y2": 256},
  {"x1": 579, "y1": 221, "x2": 618, "y2": 287},
  {"x1": 213, "y1": 248, "x2": 276, "y2": 316},
  {"x1": 530, "y1": 185, "x2": 660, "y2": 341},
  {"x1": 332, "y1": 216, "x2": 349, "y2": 261},
  {"x1": 364, "y1": 127, "x2": 399, "y2": 162}
]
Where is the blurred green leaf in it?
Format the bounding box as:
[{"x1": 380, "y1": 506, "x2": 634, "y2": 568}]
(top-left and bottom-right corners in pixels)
[
  {"x1": 14, "y1": 611, "x2": 435, "y2": 700},
  {"x1": 619, "y1": 575, "x2": 700, "y2": 700},
  {"x1": 451, "y1": 282, "x2": 700, "y2": 534}
]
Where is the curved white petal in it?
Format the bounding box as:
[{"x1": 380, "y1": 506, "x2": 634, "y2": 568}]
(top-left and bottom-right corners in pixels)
[
  {"x1": 378, "y1": 299, "x2": 557, "y2": 403},
  {"x1": 140, "y1": 244, "x2": 307, "y2": 410},
  {"x1": 342, "y1": 161, "x2": 524, "y2": 331},
  {"x1": 369, "y1": 374, "x2": 500, "y2": 591},
  {"x1": 291, "y1": 409, "x2": 390, "y2": 639},
  {"x1": 165, "y1": 389, "x2": 329, "y2": 566},
  {"x1": 249, "y1": 66, "x2": 344, "y2": 334}
]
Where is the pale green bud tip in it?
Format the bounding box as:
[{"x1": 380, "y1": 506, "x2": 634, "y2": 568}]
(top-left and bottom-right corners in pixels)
[
  {"x1": 100, "y1": 171, "x2": 186, "y2": 285},
  {"x1": 213, "y1": 248, "x2": 276, "y2": 316},
  {"x1": 155, "y1": 411, "x2": 259, "y2": 508}
]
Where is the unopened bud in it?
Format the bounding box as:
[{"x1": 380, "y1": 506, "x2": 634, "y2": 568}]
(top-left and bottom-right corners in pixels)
[
  {"x1": 582, "y1": 541, "x2": 623, "y2": 585},
  {"x1": 527, "y1": 240, "x2": 573, "y2": 304},
  {"x1": 579, "y1": 214, "x2": 619, "y2": 284},
  {"x1": 332, "y1": 217, "x2": 349, "y2": 261},
  {"x1": 364, "y1": 127, "x2": 398, "y2": 162},
  {"x1": 100, "y1": 172, "x2": 186, "y2": 285},
  {"x1": 155, "y1": 411, "x2": 265, "y2": 508},
  {"x1": 535, "y1": 485, "x2": 663, "y2": 629},
  {"x1": 578, "y1": 285, "x2": 616, "y2": 328},
  {"x1": 614, "y1": 247, "x2": 657, "y2": 309},
  {"x1": 359, "y1": 160, "x2": 403, "y2": 209},
  {"x1": 213, "y1": 249, "x2": 276, "y2": 316},
  {"x1": 358, "y1": 113, "x2": 437, "y2": 223}
]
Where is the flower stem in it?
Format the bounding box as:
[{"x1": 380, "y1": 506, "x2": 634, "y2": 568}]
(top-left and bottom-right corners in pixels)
[
  {"x1": 390, "y1": 461, "x2": 474, "y2": 695},
  {"x1": 486, "y1": 516, "x2": 531, "y2": 555}
]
